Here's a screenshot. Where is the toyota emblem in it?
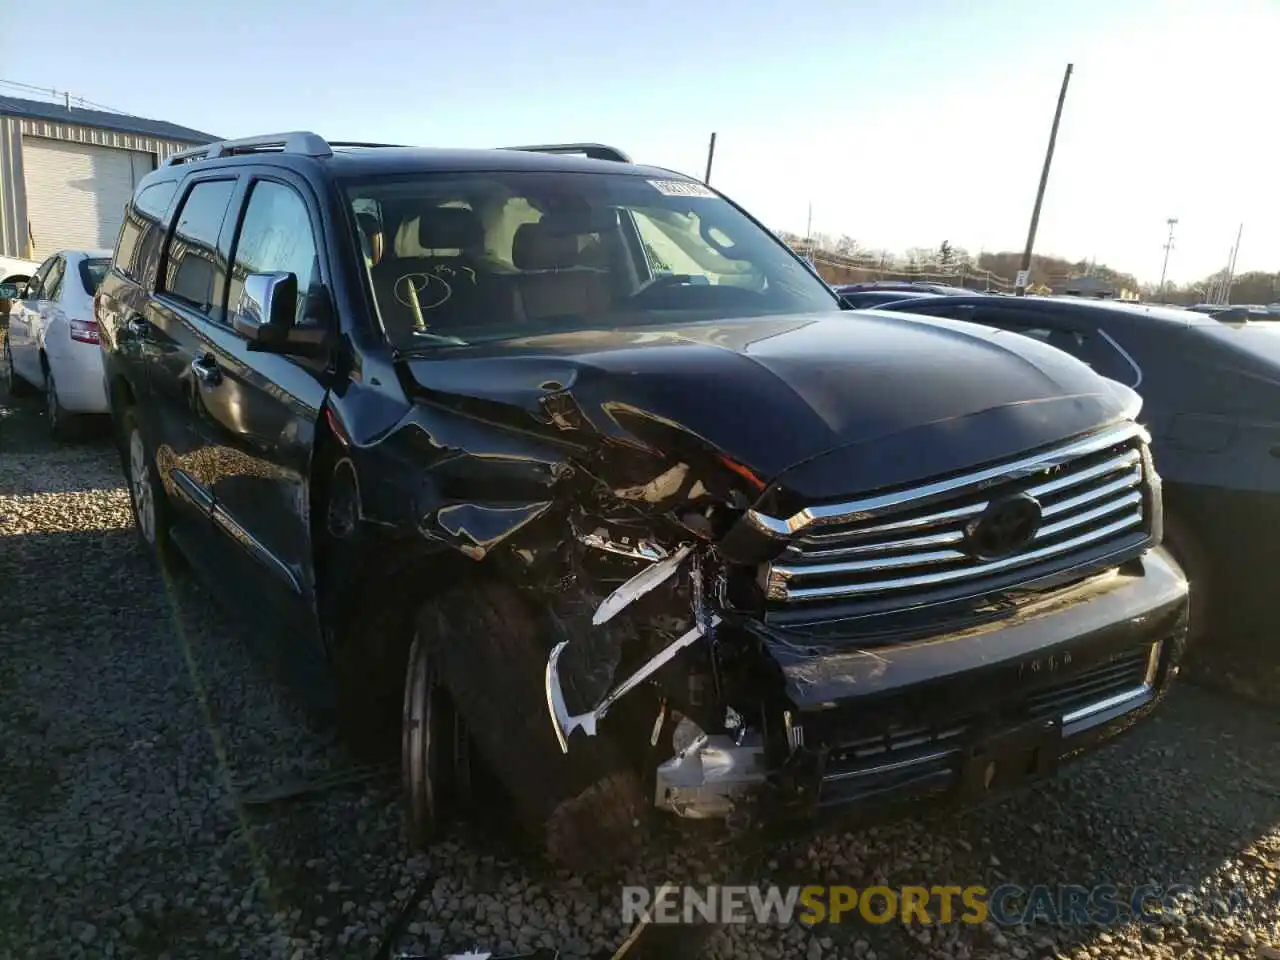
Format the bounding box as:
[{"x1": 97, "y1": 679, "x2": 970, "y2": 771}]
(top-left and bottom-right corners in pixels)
[{"x1": 964, "y1": 492, "x2": 1043, "y2": 560}]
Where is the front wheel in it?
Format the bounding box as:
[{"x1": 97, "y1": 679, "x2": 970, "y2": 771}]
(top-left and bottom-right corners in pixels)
[
  {"x1": 402, "y1": 629, "x2": 463, "y2": 847},
  {"x1": 416, "y1": 580, "x2": 648, "y2": 871}
]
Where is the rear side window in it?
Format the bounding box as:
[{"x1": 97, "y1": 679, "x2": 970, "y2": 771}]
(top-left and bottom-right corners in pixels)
[
  {"x1": 114, "y1": 181, "x2": 178, "y2": 283},
  {"x1": 79, "y1": 258, "x2": 109, "y2": 296},
  {"x1": 160, "y1": 179, "x2": 236, "y2": 317}
]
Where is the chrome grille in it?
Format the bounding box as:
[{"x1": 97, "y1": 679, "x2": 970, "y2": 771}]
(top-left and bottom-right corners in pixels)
[{"x1": 761, "y1": 422, "x2": 1150, "y2": 606}]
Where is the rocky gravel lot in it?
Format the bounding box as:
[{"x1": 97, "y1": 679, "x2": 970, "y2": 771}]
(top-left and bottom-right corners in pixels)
[{"x1": 4, "y1": 356, "x2": 1280, "y2": 960}]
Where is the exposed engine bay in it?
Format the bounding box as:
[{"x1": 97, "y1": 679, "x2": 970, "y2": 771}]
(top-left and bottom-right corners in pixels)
[{"x1": 524, "y1": 450, "x2": 779, "y2": 822}]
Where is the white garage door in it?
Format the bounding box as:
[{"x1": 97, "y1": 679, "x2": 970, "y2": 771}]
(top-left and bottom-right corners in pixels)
[{"x1": 22, "y1": 137, "x2": 155, "y2": 257}]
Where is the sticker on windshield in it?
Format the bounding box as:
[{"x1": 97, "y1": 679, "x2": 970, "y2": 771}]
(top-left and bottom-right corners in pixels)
[{"x1": 648, "y1": 179, "x2": 716, "y2": 198}]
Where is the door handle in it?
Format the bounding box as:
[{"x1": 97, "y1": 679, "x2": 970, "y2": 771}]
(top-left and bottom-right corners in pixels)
[{"x1": 190, "y1": 354, "x2": 222, "y2": 386}]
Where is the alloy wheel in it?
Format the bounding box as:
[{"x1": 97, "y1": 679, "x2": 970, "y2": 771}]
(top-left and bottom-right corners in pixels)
[{"x1": 128, "y1": 428, "x2": 156, "y2": 545}]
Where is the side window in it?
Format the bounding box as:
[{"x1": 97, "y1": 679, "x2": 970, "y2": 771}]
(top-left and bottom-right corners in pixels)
[
  {"x1": 114, "y1": 181, "x2": 178, "y2": 283},
  {"x1": 160, "y1": 179, "x2": 236, "y2": 317},
  {"x1": 226, "y1": 180, "x2": 320, "y2": 329},
  {"x1": 43, "y1": 258, "x2": 66, "y2": 301},
  {"x1": 25, "y1": 258, "x2": 54, "y2": 300}
]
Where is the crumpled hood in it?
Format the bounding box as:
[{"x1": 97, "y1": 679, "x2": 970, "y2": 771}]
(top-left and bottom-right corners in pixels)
[{"x1": 404, "y1": 311, "x2": 1132, "y2": 492}]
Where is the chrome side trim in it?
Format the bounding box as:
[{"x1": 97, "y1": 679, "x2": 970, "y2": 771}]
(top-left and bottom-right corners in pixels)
[
  {"x1": 210, "y1": 503, "x2": 303, "y2": 595},
  {"x1": 169, "y1": 468, "x2": 213, "y2": 511},
  {"x1": 748, "y1": 421, "x2": 1149, "y2": 537}
]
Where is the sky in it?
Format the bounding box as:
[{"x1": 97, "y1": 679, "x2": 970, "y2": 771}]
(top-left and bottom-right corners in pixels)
[{"x1": 4, "y1": 0, "x2": 1276, "y2": 285}]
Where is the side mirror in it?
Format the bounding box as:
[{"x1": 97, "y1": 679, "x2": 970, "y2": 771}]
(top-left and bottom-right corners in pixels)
[
  {"x1": 0, "y1": 283, "x2": 18, "y2": 300},
  {"x1": 233, "y1": 272, "x2": 298, "y2": 346}
]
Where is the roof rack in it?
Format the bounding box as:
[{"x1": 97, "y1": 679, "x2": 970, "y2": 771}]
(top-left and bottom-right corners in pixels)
[
  {"x1": 165, "y1": 134, "x2": 631, "y2": 168},
  {"x1": 328, "y1": 141, "x2": 407, "y2": 149},
  {"x1": 165, "y1": 131, "x2": 335, "y2": 166},
  {"x1": 500, "y1": 143, "x2": 632, "y2": 163}
]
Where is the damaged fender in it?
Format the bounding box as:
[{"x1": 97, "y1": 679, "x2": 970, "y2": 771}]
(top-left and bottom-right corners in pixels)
[{"x1": 546, "y1": 617, "x2": 721, "y2": 753}]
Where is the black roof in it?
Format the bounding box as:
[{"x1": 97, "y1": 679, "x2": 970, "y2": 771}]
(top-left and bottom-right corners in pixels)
[
  {"x1": 322, "y1": 146, "x2": 679, "y2": 178},
  {"x1": 150, "y1": 142, "x2": 685, "y2": 181},
  {"x1": 0, "y1": 94, "x2": 218, "y2": 144}
]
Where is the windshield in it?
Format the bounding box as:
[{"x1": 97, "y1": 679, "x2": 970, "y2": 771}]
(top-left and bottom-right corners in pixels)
[
  {"x1": 79, "y1": 258, "x2": 109, "y2": 296},
  {"x1": 345, "y1": 171, "x2": 840, "y2": 349}
]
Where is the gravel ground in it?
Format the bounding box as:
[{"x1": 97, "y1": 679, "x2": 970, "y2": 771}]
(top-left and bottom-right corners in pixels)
[{"x1": 4, "y1": 353, "x2": 1280, "y2": 960}]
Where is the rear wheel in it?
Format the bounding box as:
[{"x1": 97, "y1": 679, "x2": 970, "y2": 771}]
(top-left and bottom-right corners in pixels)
[
  {"x1": 45, "y1": 368, "x2": 75, "y2": 441},
  {"x1": 3, "y1": 337, "x2": 33, "y2": 397},
  {"x1": 120, "y1": 406, "x2": 173, "y2": 564}
]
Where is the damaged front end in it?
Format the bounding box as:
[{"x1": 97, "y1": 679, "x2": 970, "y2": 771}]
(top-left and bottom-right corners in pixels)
[
  {"x1": 535, "y1": 441, "x2": 789, "y2": 825},
  {"x1": 332, "y1": 333, "x2": 1186, "y2": 849}
]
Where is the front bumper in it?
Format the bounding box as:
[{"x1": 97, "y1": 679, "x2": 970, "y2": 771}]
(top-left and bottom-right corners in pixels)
[
  {"x1": 781, "y1": 547, "x2": 1185, "y2": 820},
  {"x1": 673, "y1": 547, "x2": 1188, "y2": 827}
]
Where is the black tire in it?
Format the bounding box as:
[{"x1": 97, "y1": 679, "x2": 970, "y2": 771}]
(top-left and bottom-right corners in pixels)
[
  {"x1": 332, "y1": 554, "x2": 464, "y2": 846},
  {"x1": 416, "y1": 580, "x2": 648, "y2": 872},
  {"x1": 45, "y1": 368, "x2": 76, "y2": 441},
  {"x1": 401, "y1": 630, "x2": 461, "y2": 848},
  {"x1": 1162, "y1": 507, "x2": 1211, "y2": 647},
  {"x1": 3, "y1": 337, "x2": 33, "y2": 397},
  {"x1": 119, "y1": 405, "x2": 174, "y2": 564}
]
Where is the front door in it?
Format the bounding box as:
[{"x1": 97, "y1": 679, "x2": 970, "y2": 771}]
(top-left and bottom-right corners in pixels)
[{"x1": 184, "y1": 172, "x2": 330, "y2": 644}]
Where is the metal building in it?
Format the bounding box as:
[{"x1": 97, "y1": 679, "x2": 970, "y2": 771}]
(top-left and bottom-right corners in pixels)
[{"x1": 0, "y1": 95, "x2": 218, "y2": 260}]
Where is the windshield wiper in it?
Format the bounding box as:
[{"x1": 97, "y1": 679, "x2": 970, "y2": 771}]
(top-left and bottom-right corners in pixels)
[{"x1": 391, "y1": 332, "x2": 469, "y2": 357}]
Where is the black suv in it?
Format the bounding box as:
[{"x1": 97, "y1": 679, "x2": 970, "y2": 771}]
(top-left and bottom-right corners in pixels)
[{"x1": 97, "y1": 131, "x2": 1188, "y2": 867}]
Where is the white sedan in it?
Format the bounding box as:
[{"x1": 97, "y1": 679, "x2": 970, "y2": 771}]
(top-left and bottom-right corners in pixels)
[{"x1": 4, "y1": 249, "x2": 112, "y2": 438}]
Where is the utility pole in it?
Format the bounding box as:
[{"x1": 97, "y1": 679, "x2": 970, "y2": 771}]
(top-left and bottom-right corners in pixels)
[
  {"x1": 1224, "y1": 223, "x2": 1244, "y2": 305},
  {"x1": 1158, "y1": 217, "x2": 1178, "y2": 299},
  {"x1": 1016, "y1": 63, "x2": 1074, "y2": 296},
  {"x1": 704, "y1": 132, "x2": 717, "y2": 185},
  {"x1": 805, "y1": 202, "x2": 814, "y2": 263}
]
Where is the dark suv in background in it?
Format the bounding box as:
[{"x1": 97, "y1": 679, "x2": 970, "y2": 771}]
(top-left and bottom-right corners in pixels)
[{"x1": 96, "y1": 132, "x2": 1188, "y2": 867}]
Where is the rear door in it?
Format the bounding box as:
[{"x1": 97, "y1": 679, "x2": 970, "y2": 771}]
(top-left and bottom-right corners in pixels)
[
  {"x1": 99, "y1": 179, "x2": 181, "y2": 417},
  {"x1": 146, "y1": 174, "x2": 240, "y2": 524},
  {"x1": 183, "y1": 170, "x2": 331, "y2": 641}
]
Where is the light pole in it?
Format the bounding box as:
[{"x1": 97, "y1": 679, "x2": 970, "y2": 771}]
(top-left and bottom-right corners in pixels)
[
  {"x1": 1016, "y1": 64, "x2": 1074, "y2": 296},
  {"x1": 1158, "y1": 217, "x2": 1178, "y2": 299}
]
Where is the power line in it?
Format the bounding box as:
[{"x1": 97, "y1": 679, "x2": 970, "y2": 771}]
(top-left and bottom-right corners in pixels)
[{"x1": 0, "y1": 78, "x2": 136, "y2": 117}]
